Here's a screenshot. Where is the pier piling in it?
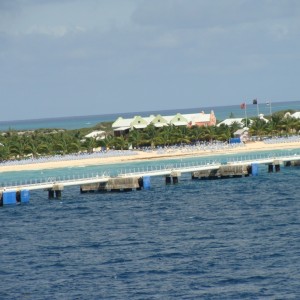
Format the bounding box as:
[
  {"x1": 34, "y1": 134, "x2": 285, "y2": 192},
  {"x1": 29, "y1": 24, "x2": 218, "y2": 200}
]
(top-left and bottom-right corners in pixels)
[
  {"x1": 165, "y1": 176, "x2": 172, "y2": 184},
  {"x1": 48, "y1": 190, "x2": 55, "y2": 199}
]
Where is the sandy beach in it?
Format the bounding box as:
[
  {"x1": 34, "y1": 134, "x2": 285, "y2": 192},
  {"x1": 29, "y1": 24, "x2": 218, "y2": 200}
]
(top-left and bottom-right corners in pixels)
[{"x1": 1, "y1": 141, "x2": 300, "y2": 173}]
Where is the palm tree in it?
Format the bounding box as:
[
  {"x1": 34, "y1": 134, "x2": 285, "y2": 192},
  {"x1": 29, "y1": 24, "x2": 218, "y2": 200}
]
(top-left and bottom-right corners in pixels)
[
  {"x1": 24, "y1": 141, "x2": 40, "y2": 158},
  {"x1": 266, "y1": 120, "x2": 279, "y2": 137},
  {"x1": 37, "y1": 142, "x2": 54, "y2": 156},
  {"x1": 216, "y1": 125, "x2": 232, "y2": 141},
  {"x1": 128, "y1": 129, "x2": 143, "y2": 148},
  {"x1": 0, "y1": 145, "x2": 10, "y2": 161},
  {"x1": 8, "y1": 136, "x2": 29, "y2": 159},
  {"x1": 279, "y1": 116, "x2": 298, "y2": 135},
  {"x1": 68, "y1": 140, "x2": 81, "y2": 153},
  {"x1": 158, "y1": 127, "x2": 171, "y2": 146},
  {"x1": 101, "y1": 134, "x2": 116, "y2": 150},
  {"x1": 189, "y1": 126, "x2": 204, "y2": 143},
  {"x1": 143, "y1": 124, "x2": 158, "y2": 148},
  {"x1": 83, "y1": 138, "x2": 98, "y2": 153},
  {"x1": 114, "y1": 136, "x2": 128, "y2": 150},
  {"x1": 52, "y1": 132, "x2": 77, "y2": 155},
  {"x1": 249, "y1": 118, "x2": 268, "y2": 138},
  {"x1": 172, "y1": 126, "x2": 190, "y2": 145},
  {"x1": 202, "y1": 126, "x2": 216, "y2": 142}
]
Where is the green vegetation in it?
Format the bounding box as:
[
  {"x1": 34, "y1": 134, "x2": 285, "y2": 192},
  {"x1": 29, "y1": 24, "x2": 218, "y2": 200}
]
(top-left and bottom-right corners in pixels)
[{"x1": 0, "y1": 110, "x2": 299, "y2": 162}]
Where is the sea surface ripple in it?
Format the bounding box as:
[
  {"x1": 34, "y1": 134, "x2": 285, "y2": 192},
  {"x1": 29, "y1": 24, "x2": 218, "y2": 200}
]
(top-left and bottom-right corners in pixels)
[{"x1": 1, "y1": 165, "x2": 300, "y2": 299}]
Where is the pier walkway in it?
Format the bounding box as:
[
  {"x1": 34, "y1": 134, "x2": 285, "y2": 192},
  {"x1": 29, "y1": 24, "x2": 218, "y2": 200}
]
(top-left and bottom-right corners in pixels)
[{"x1": 1, "y1": 152, "x2": 300, "y2": 204}]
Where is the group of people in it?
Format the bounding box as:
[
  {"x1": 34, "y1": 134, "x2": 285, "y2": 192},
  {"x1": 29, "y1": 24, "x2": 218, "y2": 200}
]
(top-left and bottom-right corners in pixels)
[
  {"x1": 263, "y1": 135, "x2": 300, "y2": 144},
  {"x1": 0, "y1": 149, "x2": 138, "y2": 167},
  {"x1": 0, "y1": 141, "x2": 247, "y2": 168},
  {"x1": 142, "y1": 141, "x2": 245, "y2": 154}
]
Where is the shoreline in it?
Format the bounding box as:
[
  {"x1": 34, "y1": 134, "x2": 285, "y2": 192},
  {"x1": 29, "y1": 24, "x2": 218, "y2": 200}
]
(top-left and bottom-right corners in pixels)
[{"x1": 1, "y1": 141, "x2": 300, "y2": 173}]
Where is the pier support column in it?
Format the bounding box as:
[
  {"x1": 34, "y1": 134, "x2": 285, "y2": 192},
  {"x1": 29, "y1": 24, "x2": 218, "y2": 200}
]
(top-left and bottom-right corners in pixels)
[
  {"x1": 275, "y1": 164, "x2": 280, "y2": 172},
  {"x1": 268, "y1": 164, "x2": 274, "y2": 173},
  {"x1": 48, "y1": 190, "x2": 55, "y2": 199},
  {"x1": 285, "y1": 161, "x2": 291, "y2": 167},
  {"x1": 293, "y1": 160, "x2": 300, "y2": 166},
  {"x1": 251, "y1": 163, "x2": 259, "y2": 176},
  {"x1": 143, "y1": 176, "x2": 151, "y2": 190},
  {"x1": 247, "y1": 165, "x2": 252, "y2": 176},
  {"x1": 171, "y1": 171, "x2": 181, "y2": 184},
  {"x1": 49, "y1": 184, "x2": 64, "y2": 200},
  {"x1": 16, "y1": 191, "x2": 21, "y2": 203},
  {"x1": 55, "y1": 190, "x2": 62, "y2": 199},
  {"x1": 138, "y1": 177, "x2": 144, "y2": 190},
  {"x1": 165, "y1": 176, "x2": 171, "y2": 185}
]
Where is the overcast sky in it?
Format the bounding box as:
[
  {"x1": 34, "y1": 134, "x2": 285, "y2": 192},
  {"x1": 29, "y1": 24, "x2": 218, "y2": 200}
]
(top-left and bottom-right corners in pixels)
[{"x1": 1, "y1": 0, "x2": 300, "y2": 121}]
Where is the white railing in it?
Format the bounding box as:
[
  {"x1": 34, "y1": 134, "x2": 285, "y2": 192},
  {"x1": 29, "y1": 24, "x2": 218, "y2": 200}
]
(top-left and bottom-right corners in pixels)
[
  {"x1": 0, "y1": 171, "x2": 111, "y2": 189},
  {"x1": 117, "y1": 160, "x2": 220, "y2": 176},
  {"x1": 2, "y1": 152, "x2": 300, "y2": 189},
  {"x1": 117, "y1": 152, "x2": 300, "y2": 177}
]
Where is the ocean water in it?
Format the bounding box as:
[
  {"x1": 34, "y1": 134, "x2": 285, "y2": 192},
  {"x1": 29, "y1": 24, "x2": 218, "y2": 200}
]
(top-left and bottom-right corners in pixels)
[
  {"x1": 1, "y1": 100, "x2": 300, "y2": 131},
  {"x1": 1, "y1": 153, "x2": 300, "y2": 299}
]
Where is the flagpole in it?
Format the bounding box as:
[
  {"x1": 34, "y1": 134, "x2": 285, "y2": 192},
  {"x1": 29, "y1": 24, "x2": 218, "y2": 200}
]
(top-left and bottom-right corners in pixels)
[
  {"x1": 245, "y1": 104, "x2": 248, "y2": 127},
  {"x1": 253, "y1": 99, "x2": 259, "y2": 116},
  {"x1": 267, "y1": 100, "x2": 273, "y2": 117}
]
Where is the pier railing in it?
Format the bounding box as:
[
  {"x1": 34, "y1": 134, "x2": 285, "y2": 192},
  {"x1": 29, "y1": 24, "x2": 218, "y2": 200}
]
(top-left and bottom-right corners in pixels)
[
  {"x1": 117, "y1": 152, "x2": 300, "y2": 177},
  {"x1": 226, "y1": 151, "x2": 300, "y2": 163},
  {"x1": 117, "y1": 159, "x2": 221, "y2": 177},
  {"x1": 1, "y1": 151, "x2": 300, "y2": 189},
  {"x1": 0, "y1": 172, "x2": 111, "y2": 189}
]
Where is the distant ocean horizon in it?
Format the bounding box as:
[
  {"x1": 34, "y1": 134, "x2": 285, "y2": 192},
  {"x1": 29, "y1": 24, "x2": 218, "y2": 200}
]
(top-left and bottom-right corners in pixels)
[{"x1": 1, "y1": 100, "x2": 300, "y2": 131}]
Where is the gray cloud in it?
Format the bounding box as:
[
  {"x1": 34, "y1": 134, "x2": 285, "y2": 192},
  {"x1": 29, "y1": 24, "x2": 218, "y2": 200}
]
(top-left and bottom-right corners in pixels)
[
  {"x1": 1, "y1": 0, "x2": 300, "y2": 120},
  {"x1": 132, "y1": 0, "x2": 300, "y2": 29}
]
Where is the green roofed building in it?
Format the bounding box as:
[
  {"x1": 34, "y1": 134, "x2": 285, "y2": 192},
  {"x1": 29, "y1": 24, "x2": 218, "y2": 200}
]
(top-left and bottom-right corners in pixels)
[{"x1": 112, "y1": 111, "x2": 216, "y2": 136}]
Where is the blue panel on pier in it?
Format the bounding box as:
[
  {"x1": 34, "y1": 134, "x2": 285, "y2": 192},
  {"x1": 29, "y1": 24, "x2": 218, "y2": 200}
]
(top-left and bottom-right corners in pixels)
[
  {"x1": 143, "y1": 176, "x2": 151, "y2": 189},
  {"x1": 21, "y1": 190, "x2": 30, "y2": 203},
  {"x1": 3, "y1": 191, "x2": 17, "y2": 205},
  {"x1": 251, "y1": 163, "x2": 259, "y2": 176}
]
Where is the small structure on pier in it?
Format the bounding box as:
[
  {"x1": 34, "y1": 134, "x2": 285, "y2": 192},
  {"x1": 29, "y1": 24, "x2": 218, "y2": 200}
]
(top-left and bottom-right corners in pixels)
[
  {"x1": 80, "y1": 177, "x2": 143, "y2": 193},
  {"x1": 192, "y1": 165, "x2": 250, "y2": 179},
  {"x1": 47, "y1": 184, "x2": 64, "y2": 199}
]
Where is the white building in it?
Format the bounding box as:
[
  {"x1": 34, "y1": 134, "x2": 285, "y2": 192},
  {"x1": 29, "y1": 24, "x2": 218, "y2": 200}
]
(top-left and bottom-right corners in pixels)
[
  {"x1": 234, "y1": 128, "x2": 249, "y2": 142},
  {"x1": 84, "y1": 130, "x2": 106, "y2": 140},
  {"x1": 291, "y1": 112, "x2": 300, "y2": 119},
  {"x1": 217, "y1": 118, "x2": 244, "y2": 127},
  {"x1": 112, "y1": 111, "x2": 217, "y2": 136}
]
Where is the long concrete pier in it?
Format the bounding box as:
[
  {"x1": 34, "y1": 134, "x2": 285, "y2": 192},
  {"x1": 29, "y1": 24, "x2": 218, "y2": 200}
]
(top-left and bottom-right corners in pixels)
[{"x1": 1, "y1": 153, "x2": 300, "y2": 204}]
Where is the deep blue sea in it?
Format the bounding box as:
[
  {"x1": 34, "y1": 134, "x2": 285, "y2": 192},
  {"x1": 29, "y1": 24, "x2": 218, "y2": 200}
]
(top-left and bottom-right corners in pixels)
[
  {"x1": 1, "y1": 150, "x2": 300, "y2": 299},
  {"x1": 1, "y1": 103, "x2": 300, "y2": 299},
  {"x1": 1, "y1": 100, "x2": 300, "y2": 131}
]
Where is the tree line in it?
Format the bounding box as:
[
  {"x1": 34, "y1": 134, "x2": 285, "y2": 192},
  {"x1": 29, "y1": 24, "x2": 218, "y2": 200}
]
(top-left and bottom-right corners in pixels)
[{"x1": 0, "y1": 110, "x2": 299, "y2": 162}]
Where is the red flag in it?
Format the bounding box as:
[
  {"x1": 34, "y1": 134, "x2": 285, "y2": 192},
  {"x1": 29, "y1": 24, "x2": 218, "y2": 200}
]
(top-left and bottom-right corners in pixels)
[{"x1": 240, "y1": 103, "x2": 246, "y2": 109}]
